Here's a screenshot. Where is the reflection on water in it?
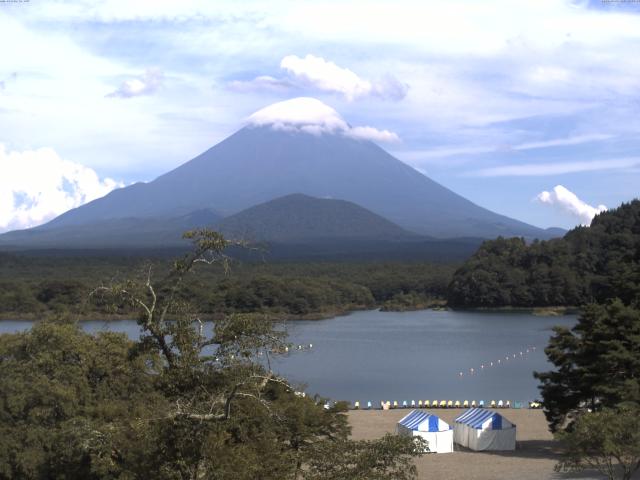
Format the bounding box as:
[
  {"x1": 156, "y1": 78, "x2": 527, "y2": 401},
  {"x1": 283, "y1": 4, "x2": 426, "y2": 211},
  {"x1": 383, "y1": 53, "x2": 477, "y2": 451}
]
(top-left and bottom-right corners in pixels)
[{"x1": 0, "y1": 309, "x2": 575, "y2": 404}]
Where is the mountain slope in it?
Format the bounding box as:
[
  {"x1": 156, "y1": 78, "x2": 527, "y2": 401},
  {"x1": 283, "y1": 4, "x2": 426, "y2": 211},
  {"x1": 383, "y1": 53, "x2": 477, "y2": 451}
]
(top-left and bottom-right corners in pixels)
[
  {"x1": 0, "y1": 209, "x2": 221, "y2": 249},
  {"x1": 41, "y1": 126, "x2": 548, "y2": 239},
  {"x1": 215, "y1": 194, "x2": 416, "y2": 242},
  {"x1": 3, "y1": 98, "x2": 555, "y2": 243},
  {"x1": 0, "y1": 193, "x2": 485, "y2": 261}
]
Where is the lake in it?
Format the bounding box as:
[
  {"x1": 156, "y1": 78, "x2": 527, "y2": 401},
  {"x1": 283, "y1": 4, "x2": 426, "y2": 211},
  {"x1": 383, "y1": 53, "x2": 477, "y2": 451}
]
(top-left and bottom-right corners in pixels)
[{"x1": 0, "y1": 309, "x2": 575, "y2": 405}]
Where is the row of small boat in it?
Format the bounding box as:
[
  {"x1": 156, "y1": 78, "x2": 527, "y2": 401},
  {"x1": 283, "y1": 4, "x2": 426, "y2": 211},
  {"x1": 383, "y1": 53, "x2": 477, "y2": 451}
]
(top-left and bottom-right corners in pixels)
[
  {"x1": 352, "y1": 400, "x2": 543, "y2": 410},
  {"x1": 272, "y1": 343, "x2": 313, "y2": 354}
]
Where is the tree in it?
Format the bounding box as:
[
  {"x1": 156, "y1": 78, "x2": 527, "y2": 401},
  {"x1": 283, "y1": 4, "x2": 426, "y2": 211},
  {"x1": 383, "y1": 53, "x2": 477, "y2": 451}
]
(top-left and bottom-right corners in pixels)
[
  {"x1": 0, "y1": 229, "x2": 422, "y2": 479},
  {"x1": 534, "y1": 300, "x2": 640, "y2": 432},
  {"x1": 534, "y1": 300, "x2": 640, "y2": 430},
  {"x1": 555, "y1": 406, "x2": 640, "y2": 480},
  {"x1": 0, "y1": 321, "x2": 165, "y2": 479},
  {"x1": 536, "y1": 299, "x2": 640, "y2": 479}
]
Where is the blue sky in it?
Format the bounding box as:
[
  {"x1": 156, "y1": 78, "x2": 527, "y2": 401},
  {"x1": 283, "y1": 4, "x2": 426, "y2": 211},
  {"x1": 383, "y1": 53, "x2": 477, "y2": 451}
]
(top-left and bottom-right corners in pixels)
[{"x1": 0, "y1": 0, "x2": 639, "y2": 232}]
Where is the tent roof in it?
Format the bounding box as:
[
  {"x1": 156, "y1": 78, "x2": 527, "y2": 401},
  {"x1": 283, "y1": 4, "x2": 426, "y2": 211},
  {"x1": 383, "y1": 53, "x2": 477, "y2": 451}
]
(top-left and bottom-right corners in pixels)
[
  {"x1": 398, "y1": 410, "x2": 450, "y2": 432},
  {"x1": 454, "y1": 408, "x2": 514, "y2": 430}
]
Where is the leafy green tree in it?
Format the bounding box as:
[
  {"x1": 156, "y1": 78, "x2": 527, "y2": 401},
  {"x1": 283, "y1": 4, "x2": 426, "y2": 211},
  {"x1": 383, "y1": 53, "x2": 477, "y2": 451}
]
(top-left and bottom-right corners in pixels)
[
  {"x1": 0, "y1": 321, "x2": 164, "y2": 479},
  {"x1": 535, "y1": 300, "x2": 640, "y2": 432},
  {"x1": 555, "y1": 406, "x2": 640, "y2": 480},
  {"x1": 0, "y1": 229, "x2": 421, "y2": 479},
  {"x1": 0, "y1": 281, "x2": 41, "y2": 314}
]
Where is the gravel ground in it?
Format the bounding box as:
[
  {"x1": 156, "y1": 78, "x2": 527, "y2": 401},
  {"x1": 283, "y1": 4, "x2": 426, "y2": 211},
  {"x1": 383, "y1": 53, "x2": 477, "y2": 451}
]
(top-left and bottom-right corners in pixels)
[{"x1": 347, "y1": 408, "x2": 627, "y2": 480}]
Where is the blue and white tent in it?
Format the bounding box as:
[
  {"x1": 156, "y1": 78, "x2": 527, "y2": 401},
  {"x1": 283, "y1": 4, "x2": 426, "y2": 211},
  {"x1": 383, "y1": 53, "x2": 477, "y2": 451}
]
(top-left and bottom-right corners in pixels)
[
  {"x1": 454, "y1": 408, "x2": 516, "y2": 451},
  {"x1": 396, "y1": 410, "x2": 453, "y2": 453}
]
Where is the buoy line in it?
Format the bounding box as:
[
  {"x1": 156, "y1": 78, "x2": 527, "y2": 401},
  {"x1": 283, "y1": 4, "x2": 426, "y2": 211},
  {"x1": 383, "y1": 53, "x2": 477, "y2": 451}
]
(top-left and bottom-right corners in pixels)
[{"x1": 457, "y1": 346, "x2": 537, "y2": 378}]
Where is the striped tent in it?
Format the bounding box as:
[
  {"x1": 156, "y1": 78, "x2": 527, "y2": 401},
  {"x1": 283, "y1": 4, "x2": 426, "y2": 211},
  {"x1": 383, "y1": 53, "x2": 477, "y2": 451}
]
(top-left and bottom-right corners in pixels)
[
  {"x1": 396, "y1": 410, "x2": 453, "y2": 453},
  {"x1": 454, "y1": 408, "x2": 516, "y2": 451}
]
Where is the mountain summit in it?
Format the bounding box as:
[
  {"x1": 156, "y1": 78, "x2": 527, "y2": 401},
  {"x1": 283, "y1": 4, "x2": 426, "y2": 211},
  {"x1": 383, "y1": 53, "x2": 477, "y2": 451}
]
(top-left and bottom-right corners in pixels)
[
  {"x1": 246, "y1": 97, "x2": 399, "y2": 142},
  {"x1": 2, "y1": 97, "x2": 555, "y2": 246},
  {"x1": 247, "y1": 97, "x2": 349, "y2": 132}
]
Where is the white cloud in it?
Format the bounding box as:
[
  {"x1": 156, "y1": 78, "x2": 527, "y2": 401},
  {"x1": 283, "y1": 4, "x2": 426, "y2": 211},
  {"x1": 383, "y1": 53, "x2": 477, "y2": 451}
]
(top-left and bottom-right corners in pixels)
[
  {"x1": 280, "y1": 54, "x2": 407, "y2": 101},
  {"x1": 227, "y1": 75, "x2": 294, "y2": 92},
  {"x1": 279, "y1": 1, "x2": 640, "y2": 55},
  {"x1": 107, "y1": 68, "x2": 164, "y2": 98},
  {"x1": 247, "y1": 97, "x2": 348, "y2": 132},
  {"x1": 537, "y1": 185, "x2": 607, "y2": 226},
  {"x1": 0, "y1": 72, "x2": 17, "y2": 92},
  {"x1": 0, "y1": 15, "x2": 201, "y2": 174},
  {"x1": 280, "y1": 55, "x2": 369, "y2": 98},
  {"x1": 526, "y1": 65, "x2": 572, "y2": 84},
  {"x1": 30, "y1": 1, "x2": 640, "y2": 54},
  {"x1": 391, "y1": 134, "x2": 616, "y2": 169},
  {"x1": 346, "y1": 126, "x2": 400, "y2": 143},
  {"x1": 0, "y1": 145, "x2": 122, "y2": 233},
  {"x1": 233, "y1": 54, "x2": 408, "y2": 101},
  {"x1": 473, "y1": 157, "x2": 640, "y2": 177},
  {"x1": 246, "y1": 97, "x2": 400, "y2": 143},
  {"x1": 397, "y1": 145, "x2": 499, "y2": 162},
  {"x1": 3, "y1": 0, "x2": 640, "y2": 209},
  {"x1": 512, "y1": 134, "x2": 615, "y2": 151},
  {"x1": 13, "y1": 0, "x2": 263, "y2": 23}
]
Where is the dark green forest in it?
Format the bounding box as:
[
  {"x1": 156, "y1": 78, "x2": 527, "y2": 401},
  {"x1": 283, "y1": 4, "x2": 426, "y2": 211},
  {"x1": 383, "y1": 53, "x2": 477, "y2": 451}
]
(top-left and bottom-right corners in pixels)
[
  {"x1": 0, "y1": 255, "x2": 455, "y2": 320},
  {"x1": 448, "y1": 200, "x2": 640, "y2": 308},
  {"x1": 2, "y1": 199, "x2": 639, "y2": 318}
]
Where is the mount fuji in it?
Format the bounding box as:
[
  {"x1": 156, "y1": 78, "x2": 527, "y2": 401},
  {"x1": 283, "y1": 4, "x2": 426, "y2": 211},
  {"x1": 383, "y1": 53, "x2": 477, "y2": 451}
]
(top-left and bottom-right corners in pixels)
[{"x1": 0, "y1": 97, "x2": 559, "y2": 253}]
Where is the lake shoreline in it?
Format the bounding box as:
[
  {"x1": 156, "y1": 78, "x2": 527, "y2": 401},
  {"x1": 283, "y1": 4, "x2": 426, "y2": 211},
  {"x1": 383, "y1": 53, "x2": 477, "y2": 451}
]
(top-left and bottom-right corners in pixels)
[
  {"x1": 0, "y1": 304, "x2": 580, "y2": 322},
  {"x1": 0, "y1": 307, "x2": 363, "y2": 323},
  {"x1": 448, "y1": 305, "x2": 581, "y2": 316}
]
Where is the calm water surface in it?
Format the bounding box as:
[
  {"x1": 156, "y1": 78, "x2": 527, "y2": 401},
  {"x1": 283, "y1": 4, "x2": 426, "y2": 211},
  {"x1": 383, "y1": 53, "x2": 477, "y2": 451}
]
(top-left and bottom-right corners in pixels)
[{"x1": 1, "y1": 309, "x2": 576, "y2": 404}]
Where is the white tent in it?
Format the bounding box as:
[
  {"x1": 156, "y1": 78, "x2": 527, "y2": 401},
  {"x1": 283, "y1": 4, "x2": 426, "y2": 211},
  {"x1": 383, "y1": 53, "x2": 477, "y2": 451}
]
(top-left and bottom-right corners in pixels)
[
  {"x1": 453, "y1": 408, "x2": 516, "y2": 451},
  {"x1": 396, "y1": 410, "x2": 454, "y2": 453}
]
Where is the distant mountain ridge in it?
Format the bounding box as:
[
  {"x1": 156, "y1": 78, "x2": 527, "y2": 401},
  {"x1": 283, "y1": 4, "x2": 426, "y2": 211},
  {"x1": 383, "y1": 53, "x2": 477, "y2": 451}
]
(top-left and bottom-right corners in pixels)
[
  {"x1": 0, "y1": 209, "x2": 222, "y2": 249},
  {"x1": 0, "y1": 194, "x2": 484, "y2": 261},
  {"x1": 0, "y1": 98, "x2": 563, "y2": 252},
  {"x1": 38, "y1": 125, "x2": 553, "y2": 239},
  {"x1": 0, "y1": 195, "x2": 418, "y2": 249}
]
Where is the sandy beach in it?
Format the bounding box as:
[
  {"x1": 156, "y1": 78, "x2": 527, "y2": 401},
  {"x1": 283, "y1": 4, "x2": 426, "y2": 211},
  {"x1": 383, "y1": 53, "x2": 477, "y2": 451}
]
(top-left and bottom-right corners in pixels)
[{"x1": 348, "y1": 408, "x2": 612, "y2": 480}]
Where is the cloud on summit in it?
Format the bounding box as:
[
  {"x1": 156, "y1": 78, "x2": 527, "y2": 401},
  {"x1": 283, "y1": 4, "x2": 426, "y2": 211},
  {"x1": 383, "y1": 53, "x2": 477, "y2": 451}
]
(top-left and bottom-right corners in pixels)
[
  {"x1": 230, "y1": 54, "x2": 408, "y2": 101},
  {"x1": 247, "y1": 97, "x2": 400, "y2": 143}
]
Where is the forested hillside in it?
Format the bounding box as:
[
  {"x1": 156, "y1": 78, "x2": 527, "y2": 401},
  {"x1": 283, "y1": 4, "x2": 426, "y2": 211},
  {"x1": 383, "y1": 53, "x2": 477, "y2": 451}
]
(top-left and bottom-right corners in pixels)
[
  {"x1": 448, "y1": 200, "x2": 640, "y2": 308},
  {"x1": 215, "y1": 194, "x2": 416, "y2": 241},
  {"x1": 0, "y1": 257, "x2": 455, "y2": 319}
]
